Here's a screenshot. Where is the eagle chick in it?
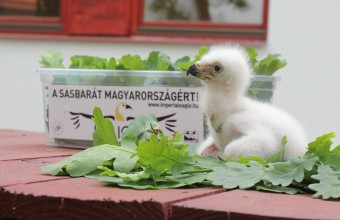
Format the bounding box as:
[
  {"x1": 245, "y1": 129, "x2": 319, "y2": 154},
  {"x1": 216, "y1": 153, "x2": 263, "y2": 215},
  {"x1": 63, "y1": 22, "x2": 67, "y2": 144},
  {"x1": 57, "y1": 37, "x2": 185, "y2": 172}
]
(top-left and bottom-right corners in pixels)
[{"x1": 187, "y1": 44, "x2": 307, "y2": 160}]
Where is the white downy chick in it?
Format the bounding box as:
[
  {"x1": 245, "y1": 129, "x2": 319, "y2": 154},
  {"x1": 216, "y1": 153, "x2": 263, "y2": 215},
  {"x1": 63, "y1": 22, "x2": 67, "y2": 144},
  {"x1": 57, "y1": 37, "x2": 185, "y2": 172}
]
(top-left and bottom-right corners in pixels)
[{"x1": 187, "y1": 44, "x2": 308, "y2": 160}]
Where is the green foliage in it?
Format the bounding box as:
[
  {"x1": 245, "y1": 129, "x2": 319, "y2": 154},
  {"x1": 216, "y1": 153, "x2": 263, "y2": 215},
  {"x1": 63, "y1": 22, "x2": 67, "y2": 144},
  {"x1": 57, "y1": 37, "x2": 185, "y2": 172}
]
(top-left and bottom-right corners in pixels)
[
  {"x1": 92, "y1": 107, "x2": 119, "y2": 146},
  {"x1": 41, "y1": 144, "x2": 136, "y2": 176},
  {"x1": 309, "y1": 164, "x2": 340, "y2": 199},
  {"x1": 121, "y1": 114, "x2": 159, "y2": 141},
  {"x1": 245, "y1": 47, "x2": 287, "y2": 75},
  {"x1": 39, "y1": 50, "x2": 64, "y2": 68},
  {"x1": 69, "y1": 55, "x2": 110, "y2": 69},
  {"x1": 255, "y1": 182, "x2": 303, "y2": 195},
  {"x1": 265, "y1": 155, "x2": 318, "y2": 186},
  {"x1": 266, "y1": 136, "x2": 287, "y2": 163},
  {"x1": 118, "y1": 54, "x2": 148, "y2": 70},
  {"x1": 207, "y1": 161, "x2": 265, "y2": 189},
  {"x1": 137, "y1": 133, "x2": 193, "y2": 176},
  {"x1": 40, "y1": 46, "x2": 285, "y2": 76},
  {"x1": 306, "y1": 132, "x2": 340, "y2": 157},
  {"x1": 41, "y1": 107, "x2": 340, "y2": 200}
]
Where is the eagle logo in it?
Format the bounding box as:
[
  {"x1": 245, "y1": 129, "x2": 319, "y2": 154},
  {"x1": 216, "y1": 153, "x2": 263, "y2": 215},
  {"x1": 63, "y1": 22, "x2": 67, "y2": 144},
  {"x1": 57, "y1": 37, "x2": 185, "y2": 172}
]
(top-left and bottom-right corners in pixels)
[{"x1": 69, "y1": 102, "x2": 177, "y2": 132}]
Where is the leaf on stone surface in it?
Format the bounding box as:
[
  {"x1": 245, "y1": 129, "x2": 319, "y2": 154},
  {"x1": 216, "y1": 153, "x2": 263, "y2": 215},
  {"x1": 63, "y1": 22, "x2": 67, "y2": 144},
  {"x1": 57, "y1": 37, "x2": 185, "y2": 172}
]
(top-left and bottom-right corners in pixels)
[
  {"x1": 92, "y1": 107, "x2": 119, "y2": 146},
  {"x1": 137, "y1": 134, "x2": 194, "y2": 176},
  {"x1": 207, "y1": 161, "x2": 265, "y2": 189},
  {"x1": 309, "y1": 164, "x2": 340, "y2": 199},
  {"x1": 265, "y1": 155, "x2": 318, "y2": 186}
]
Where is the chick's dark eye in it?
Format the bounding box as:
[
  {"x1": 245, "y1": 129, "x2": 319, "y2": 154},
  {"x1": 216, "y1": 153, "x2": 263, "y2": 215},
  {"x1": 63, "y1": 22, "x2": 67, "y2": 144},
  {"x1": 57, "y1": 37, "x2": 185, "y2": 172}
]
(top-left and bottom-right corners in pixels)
[{"x1": 214, "y1": 65, "x2": 221, "y2": 72}]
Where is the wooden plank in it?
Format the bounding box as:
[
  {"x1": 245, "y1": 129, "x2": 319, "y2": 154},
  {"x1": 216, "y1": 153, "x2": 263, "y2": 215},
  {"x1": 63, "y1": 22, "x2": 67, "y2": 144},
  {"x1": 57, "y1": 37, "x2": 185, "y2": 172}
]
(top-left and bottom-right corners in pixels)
[
  {"x1": 0, "y1": 130, "x2": 80, "y2": 161},
  {"x1": 0, "y1": 129, "x2": 44, "y2": 147},
  {"x1": 171, "y1": 189, "x2": 340, "y2": 220},
  {"x1": 0, "y1": 157, "x2": 69, "y2": 187},
  {"x1": 1, "y1": 177, "x2": 224, "y2": 219}
]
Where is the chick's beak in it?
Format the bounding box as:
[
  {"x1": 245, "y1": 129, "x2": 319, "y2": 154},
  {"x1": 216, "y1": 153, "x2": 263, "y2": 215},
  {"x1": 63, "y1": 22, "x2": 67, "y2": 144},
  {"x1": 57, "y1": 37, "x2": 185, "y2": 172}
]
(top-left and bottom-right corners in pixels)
[
  {"x1": 187, "y1": 61, "x2": 216, "y2": 81},
  {"x1": 186, "y1": 63, "x2": 200, "y2": 77}
]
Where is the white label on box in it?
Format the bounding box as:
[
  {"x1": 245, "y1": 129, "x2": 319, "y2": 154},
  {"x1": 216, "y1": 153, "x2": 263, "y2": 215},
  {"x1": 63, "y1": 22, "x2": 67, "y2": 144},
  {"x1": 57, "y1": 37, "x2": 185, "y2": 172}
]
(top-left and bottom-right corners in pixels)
[{"x1": 48, "y1": 85, "x2": 204, "y2": 144}]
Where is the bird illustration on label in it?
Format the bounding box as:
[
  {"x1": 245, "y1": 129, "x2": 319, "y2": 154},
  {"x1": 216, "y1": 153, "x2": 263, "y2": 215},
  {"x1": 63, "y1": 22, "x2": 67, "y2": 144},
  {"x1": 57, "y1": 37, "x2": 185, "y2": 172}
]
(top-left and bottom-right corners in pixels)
[{"x1": 69, "y1": 101, "x2": 177, "y2": 135}]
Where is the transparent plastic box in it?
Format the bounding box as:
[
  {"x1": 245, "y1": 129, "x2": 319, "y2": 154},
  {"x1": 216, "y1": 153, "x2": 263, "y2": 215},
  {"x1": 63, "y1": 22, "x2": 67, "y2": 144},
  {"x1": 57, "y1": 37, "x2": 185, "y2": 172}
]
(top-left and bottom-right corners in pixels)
[{"x1": 39, "y1": 68, "x2": 278, "y2": 148}]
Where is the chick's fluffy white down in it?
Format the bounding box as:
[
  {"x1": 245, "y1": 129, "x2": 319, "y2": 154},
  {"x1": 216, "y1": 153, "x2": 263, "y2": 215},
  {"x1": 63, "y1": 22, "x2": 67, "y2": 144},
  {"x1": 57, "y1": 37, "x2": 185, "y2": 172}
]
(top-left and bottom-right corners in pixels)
[{"x1": 193, "y1": 45, "x2": 308, "y2": 160}]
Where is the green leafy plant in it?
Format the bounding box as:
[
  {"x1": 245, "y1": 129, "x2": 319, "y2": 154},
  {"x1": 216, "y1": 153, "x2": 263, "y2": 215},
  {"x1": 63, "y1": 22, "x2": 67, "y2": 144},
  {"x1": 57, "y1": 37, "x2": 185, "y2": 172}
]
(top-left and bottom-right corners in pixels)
[
  {"x1": 245, "y1": 47, "x2": 287, "y2": 76},
  {"x1": 40, "y1": 50, "x2": 64, "y2": 68},
  {"x1": 39, "y1": 46, "x2": 284, "y2": 76},
  {"x1": 39, "y1": 47, "x2": 209, "y2": 72},
  {"x1": 41, "y1": 107, "x2": 340, "y2": 200}
]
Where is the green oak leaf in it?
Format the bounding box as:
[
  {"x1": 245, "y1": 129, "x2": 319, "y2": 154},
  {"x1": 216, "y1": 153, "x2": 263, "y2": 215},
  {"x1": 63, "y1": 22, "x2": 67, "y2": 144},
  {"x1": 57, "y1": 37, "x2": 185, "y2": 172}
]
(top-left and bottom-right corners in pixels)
[
  {"x1": 307, "y1": 132, "x2": 340, "y2": 157},
  {"x1": 207, "y1": 161, "x2": 265, "y2": 189},
  {"x1": 227, "y1": 155, "x2": 267, "y2": 165},
  {"x1": 92, "y1": 107, "x2": 119, "y2": 146},
  {"x1": 309, "y1": 164, "x2": 340, "y2": 199},
  {"x1": 137, "y1": 134, "x2": 194, "y2": 176},
  {"x1": 42, "y1": 144, "x2": 135, "y2": 177},
  {"x1": 193, "y1": 156, "x2": 226, "y2": 169},
  {"x1": 163, "y1": 173, "x2": 207, "y2": 187},
  {"x1": 255, "y1": 182, "x2": 302, "y2": 195},
  {"x1": 320, "y1": 155, "x2": 340, "y2": 171},
  {"x1": 265, "y1": 155, "x2": 318, "y2": 186},
  {"x1": 266, "y1": 136, "x2": 287, "y2": 163},
  {"x1": 121, "y1": 114, "x2": 159, "y2": 141}
]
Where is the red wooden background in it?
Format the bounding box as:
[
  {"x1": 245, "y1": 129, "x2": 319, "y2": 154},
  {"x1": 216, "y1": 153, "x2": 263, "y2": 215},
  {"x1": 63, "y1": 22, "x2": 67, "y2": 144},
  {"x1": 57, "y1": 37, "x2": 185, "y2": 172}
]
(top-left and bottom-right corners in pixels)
[
  {"x1": 62, "y1": 0, "x2": 131, "y2": 36},
  {"x1": 0, "y1": 0, "x2": 268, "y2": 42}
]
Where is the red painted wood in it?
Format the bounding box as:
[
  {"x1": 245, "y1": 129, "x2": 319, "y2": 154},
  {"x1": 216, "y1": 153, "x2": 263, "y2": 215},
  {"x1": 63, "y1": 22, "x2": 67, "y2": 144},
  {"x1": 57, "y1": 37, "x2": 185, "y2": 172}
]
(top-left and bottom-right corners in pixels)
[
  {"x1": 63, "y1": 0, "x2": 131, "y2": 36},
  {"x1": 0, "y1": 130, "x2": 80, "y2": 161},
  {"x1": 0, "y1": 157, "x2": 69, "y2": 187},
  {"x1": 1, "y1": 177, "x2": 223, "y2": 219},
  {"x1": 0, "y1": 130, "x2": 44, "y2": 147},
  {"x1": 172, "y1": 189, "x2": 340, "y2": 220}
]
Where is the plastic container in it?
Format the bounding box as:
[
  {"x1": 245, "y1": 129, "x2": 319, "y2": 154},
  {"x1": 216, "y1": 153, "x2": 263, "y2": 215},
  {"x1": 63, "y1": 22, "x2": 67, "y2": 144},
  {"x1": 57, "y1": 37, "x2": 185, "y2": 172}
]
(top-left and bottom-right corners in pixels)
[{"x1": 39, "y1": 68, "x2": 278, "y2": 148}]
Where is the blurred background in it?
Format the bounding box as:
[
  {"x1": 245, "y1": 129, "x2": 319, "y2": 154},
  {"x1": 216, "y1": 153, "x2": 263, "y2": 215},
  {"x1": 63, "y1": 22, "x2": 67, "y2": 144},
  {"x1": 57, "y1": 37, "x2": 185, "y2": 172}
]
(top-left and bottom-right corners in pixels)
[{"x1": 0, "y1": 0, "x2": 339, "y2": 143}]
